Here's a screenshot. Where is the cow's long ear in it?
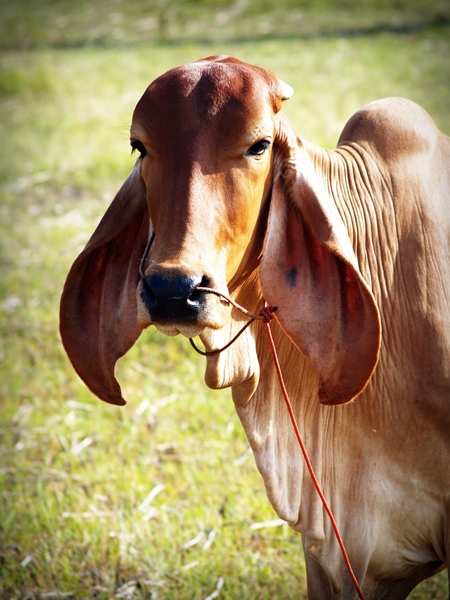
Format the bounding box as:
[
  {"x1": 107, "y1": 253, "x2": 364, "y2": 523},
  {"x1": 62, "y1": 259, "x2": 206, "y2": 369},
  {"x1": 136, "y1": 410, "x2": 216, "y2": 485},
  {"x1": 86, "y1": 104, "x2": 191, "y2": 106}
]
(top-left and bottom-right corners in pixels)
[
  {"x1": 60, "y1": 165, "x2": 151, "y2": 406},
  {"x1": 260, "y1": 141, "x2": 381, "y2": 405}
]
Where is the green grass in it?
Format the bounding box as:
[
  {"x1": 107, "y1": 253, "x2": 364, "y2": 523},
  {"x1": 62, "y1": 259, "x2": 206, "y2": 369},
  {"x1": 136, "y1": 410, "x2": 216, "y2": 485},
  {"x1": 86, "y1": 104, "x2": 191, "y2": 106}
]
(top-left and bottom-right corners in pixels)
[
  {"x1": 1, "y1": 0, "x2": 449, "y2": 49},
  {"x1": 1, "y1": 2, "x2": 450, "y2": 598}
]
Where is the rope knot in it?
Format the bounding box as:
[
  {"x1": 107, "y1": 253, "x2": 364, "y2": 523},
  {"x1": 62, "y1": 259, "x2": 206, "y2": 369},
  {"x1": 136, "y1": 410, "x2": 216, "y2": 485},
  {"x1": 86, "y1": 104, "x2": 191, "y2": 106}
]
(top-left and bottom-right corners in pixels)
[{"x1": 259, "y1": 305, "x2": 278, "y2": 323}]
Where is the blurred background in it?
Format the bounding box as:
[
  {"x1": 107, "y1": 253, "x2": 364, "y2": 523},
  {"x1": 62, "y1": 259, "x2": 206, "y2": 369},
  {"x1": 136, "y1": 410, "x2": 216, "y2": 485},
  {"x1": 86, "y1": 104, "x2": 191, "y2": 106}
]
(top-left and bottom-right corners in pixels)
[
  {"x1": 1, "y1": 1, "x2": 449, "y2": 598},
  {"x1": 2, "y1": 0, "x2": 450, "y2": 48}
]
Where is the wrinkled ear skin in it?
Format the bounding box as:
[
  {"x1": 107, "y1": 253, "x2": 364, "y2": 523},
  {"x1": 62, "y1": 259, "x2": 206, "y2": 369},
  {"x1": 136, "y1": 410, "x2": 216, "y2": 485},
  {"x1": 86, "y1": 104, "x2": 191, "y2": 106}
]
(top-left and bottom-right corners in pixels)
[
  {"x1": 59, "y1": 166, "x2": 150, "y2": 406},
  {"x1": 261, "y1": 147, "x2": 381, "y2": 405}
]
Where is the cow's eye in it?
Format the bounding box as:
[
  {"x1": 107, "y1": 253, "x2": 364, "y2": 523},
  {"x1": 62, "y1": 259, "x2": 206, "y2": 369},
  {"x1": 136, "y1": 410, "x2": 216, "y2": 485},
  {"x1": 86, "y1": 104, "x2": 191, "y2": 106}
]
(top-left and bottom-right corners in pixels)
[
  {"x1": 131, "y1": 140, "x2": 147, "y2": 158},
  {"x1": 245, "y1": 139, "x2": 271, "y2": 157}
]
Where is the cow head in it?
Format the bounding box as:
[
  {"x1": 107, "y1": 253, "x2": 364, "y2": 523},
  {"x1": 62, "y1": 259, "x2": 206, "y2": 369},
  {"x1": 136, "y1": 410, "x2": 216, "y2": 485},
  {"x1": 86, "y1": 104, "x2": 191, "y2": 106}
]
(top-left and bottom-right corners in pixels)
[
  {"x1": 60, "y1": 56, "x2": 380, "y2": 407},
  {"x1": 131, "y1": 56, "x2": 288, "y2": 338}
]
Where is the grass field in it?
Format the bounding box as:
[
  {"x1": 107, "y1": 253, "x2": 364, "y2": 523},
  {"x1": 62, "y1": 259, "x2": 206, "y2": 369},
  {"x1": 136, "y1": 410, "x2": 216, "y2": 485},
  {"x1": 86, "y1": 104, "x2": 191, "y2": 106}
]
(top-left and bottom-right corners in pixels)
[{"x1": 1, "y1": 1, "x2": 450, "y2": 598}]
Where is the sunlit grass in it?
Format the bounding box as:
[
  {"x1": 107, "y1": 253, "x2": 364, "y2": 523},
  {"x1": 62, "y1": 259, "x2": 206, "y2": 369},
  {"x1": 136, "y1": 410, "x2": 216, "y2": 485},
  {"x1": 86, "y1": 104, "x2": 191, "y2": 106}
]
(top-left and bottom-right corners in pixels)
[{"x1": 1, "y1": 14, "x2": 449, "y2": 599}]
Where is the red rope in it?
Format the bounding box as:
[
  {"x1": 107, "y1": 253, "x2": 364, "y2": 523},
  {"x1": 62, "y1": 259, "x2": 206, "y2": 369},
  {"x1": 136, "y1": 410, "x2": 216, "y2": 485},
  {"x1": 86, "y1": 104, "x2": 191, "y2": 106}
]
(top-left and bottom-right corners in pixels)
[
  {"x1": 261, "y1": 309, "x2": 365, "y2": 600},
  {"x1": 188, "y1": 289, "x2": 365, "y2": 598}
]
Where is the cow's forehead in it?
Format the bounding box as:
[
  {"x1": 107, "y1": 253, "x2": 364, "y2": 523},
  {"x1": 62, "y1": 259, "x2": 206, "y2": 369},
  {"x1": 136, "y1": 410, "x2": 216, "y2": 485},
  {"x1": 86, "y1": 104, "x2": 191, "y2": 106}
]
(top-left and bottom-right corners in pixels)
[{"x1": 133, "y1": 60, "x2": 281, "y2": 125}]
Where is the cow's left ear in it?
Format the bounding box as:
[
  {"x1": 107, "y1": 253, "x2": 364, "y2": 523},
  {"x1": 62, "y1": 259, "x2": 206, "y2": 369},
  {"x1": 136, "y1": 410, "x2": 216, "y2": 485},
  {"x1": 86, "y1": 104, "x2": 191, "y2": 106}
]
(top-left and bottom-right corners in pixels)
[
  {"x1": 60, "y1": 165, "x2": 150, "y2": 406},
  {"x1": 260, "y1": 137, "x2": 381, "y2": 405}
]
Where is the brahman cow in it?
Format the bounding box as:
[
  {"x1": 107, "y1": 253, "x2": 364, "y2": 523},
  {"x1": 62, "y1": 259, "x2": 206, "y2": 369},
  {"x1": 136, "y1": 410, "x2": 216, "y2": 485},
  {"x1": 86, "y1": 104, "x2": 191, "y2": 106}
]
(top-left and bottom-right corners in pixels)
[{"x1": 60, "y1": 56, "x2": 450, "y2": 599}]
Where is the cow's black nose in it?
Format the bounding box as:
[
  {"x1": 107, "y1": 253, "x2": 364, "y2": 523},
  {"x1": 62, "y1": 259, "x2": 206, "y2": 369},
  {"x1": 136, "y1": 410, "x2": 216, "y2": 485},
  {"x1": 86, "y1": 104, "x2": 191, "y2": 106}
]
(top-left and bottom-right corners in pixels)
[{"x1": 141, "y1": 273, "x2": 207, "y2": 322}]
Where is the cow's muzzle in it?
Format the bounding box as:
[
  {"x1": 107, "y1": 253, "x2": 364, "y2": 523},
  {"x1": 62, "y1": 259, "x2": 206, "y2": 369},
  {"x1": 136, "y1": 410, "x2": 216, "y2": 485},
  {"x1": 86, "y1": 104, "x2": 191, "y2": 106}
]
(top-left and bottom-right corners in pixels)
[
  {"x1": 140, "y1": 273, "x2": 207, "y2": 323},
  {"x1": 137, "y1": 268, "x2": 229, "y2": 337}
]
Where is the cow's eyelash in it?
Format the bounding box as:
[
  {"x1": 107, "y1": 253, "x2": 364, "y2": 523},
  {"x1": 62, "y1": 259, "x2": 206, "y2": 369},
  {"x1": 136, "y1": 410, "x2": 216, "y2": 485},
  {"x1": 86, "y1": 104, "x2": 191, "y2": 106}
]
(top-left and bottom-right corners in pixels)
[
  {"x1": 245, "y1": 139, "x2": 271, "y2": 157},
  {"x1": 131, "y1": 140, "x2": 147, "y2": 158}
]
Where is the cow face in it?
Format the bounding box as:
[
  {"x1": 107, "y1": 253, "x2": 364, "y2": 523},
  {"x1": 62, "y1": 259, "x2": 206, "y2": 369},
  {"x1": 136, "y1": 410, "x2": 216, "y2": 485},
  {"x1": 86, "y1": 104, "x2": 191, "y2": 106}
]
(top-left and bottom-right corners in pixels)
[{"x1": 131, "y1": 57, "x2": 285, "y2": 339}]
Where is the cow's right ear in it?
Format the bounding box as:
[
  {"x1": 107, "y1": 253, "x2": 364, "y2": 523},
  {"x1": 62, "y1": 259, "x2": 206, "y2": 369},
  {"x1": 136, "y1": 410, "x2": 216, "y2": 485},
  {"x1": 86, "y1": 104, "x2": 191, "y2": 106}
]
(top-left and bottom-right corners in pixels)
[
  {"x1": 261, "y1": 128, "x2": 381, "y2": 405},
  {"x1": 60, "y1": 165, "x2": 151, "y2": 406}
]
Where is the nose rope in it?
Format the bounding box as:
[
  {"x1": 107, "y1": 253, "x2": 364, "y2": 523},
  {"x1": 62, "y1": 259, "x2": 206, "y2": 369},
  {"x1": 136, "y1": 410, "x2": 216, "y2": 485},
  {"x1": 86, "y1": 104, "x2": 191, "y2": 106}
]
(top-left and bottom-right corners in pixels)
[
  {"x1": 189, "y1": 286, "x2": 365, "y2": 600},
  {"x1": 188, "y1": 287, "x2": 277, "y2": 357},
  {"x1": 192, "y1": 287, "x2": 275, "y2": 321},
  {"x1": 189, "y1": 318, "x2": 254, "y2": 357}
]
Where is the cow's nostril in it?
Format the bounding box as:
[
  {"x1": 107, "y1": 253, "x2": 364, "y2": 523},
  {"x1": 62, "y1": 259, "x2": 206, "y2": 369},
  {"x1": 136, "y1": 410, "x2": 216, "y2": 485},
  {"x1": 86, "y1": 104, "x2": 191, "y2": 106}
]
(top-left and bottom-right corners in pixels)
[
  {"x1": 141, "y1": 277, "x2": 157, "y2": 309},
  {"x1": 188, "y1": 276, "x2": 211, "y2": 304}
]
